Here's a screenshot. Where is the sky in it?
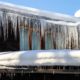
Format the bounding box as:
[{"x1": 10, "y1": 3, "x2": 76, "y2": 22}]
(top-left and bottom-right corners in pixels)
[{"x1": 0, "y1": 0, "x2": 80, "y2": 16}]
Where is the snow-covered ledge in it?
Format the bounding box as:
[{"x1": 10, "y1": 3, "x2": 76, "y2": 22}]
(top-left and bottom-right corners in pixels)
[
  {"x1": 0, "y1": 50, "x2": 80, "y2": 66},
  {"x1": 0, "y1": 1, "x2": 80, "y2": 22}
]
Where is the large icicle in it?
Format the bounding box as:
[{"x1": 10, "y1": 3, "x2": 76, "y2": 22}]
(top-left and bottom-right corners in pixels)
[
  {"x1": 7, "y1": 12, "x2": 19, "y2": 39},
  {"x1": 0, "y1": 10, "x2": 8, "y2": 40}
]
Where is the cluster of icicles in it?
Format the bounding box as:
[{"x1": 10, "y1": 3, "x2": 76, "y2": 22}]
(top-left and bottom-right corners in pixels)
[
  {"x1": 0, "y1": 10, "x2": 80, "y2": 49},
  {"x1": 0, "y1": 10, "x2": 41, "y2": 40}
]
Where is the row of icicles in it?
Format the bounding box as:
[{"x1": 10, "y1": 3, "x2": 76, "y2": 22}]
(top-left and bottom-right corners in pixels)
[{"x1": 0, "y1": 10, "x2": 80, "y2": 49}]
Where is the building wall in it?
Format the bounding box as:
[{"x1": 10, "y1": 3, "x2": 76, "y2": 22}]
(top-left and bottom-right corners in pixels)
[{"x1": 0, "y1": 10, "x2": 80, "y2": 51}]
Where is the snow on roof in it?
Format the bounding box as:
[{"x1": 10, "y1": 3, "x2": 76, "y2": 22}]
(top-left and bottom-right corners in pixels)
[
  {"x1": 0, "y1": 1, "x2": 80, "y2": 22},
  {"x1": 43, "y1": 19, "x2": 80, "y2": 26},
  {"x1": 0, "y1": 50, "x2": 80, "y2": 66}
]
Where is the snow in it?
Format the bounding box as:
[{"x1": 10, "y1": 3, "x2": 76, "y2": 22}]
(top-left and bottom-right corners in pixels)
[
  {"x1": 0, "y1": 50, "x2": 80, "y2": 66},
  {"x1": 0, "y1": 1, "x2": 80, "y2": 22},
  {"x1": 44, "y1": 19, "x2": 80, "y2": 26},
  {"x1": 0, "y1": 2, "x2": 80, "y2": 67},
  {"x1": 0, "y1": 1, "x2": 80, "y2": 42},
  {"x1": 74, "y1": 9, "x2": 80, "y2": 17}
]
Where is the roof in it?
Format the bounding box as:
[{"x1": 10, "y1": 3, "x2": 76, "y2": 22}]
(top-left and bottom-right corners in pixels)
[{"x1": 0, "y1": 2, "x2": 80, "y2": 23}]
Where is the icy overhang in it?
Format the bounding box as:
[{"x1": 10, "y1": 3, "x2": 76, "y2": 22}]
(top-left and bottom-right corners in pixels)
[{"x1": 0, "y1": 2, "x2": 80, "y2": 23}]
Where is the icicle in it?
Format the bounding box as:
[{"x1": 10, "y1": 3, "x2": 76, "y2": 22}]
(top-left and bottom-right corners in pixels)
[
  {"x1": 17, "y1": 16, "x2": 21, "y2": 34},
  {"x1": 45, "y1": 22, "x2": 53, "y2": 49},
  {"x1": 1, "y1": 11, "x2": 7, "y2": 40},
  {"x1": 20, "y1": 16, "x2": 31, "y2": 50},
  {"x1": 31, "y1": 18, "x2": 41, "y2": 50},
  {"x1": 0, "y1": 11, "x2": 3, "y2": 38},
  {"x1": 66, "y1": 26, "x2": 78, "y2": 49},
  {"x1": 40, "y1": 19, "x2": 46, "y2": 37},
  {"x1": 7, "y1": 13, "x2": 18, "y2": 39},
  {"x1": 51, "y1": 24, "x2": 56, "y2": 49},
  {"x1": 1, "y1": 11, "x2": 9, "y2": 40},
  {"x1": 24, "y1": 17, "x2": 29, "y2": 30},
  {"x1": 77, "y1": 25, "x2": 80, "y2": 49}
]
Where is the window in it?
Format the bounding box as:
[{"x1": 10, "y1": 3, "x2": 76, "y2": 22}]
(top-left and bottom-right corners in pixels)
[
  {"x1": 45, "y1": 27, "x2": 53, "y2": 49},
  {"x1": 31, "y1": 19, "x2": 41, "y2": 50}
]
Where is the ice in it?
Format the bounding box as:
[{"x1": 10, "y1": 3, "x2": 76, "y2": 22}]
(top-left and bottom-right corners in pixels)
[
  {"x1": 8, "y1": 13, "x2": 18, "y2": 39},
  {"x1": 0, "y1": 2, "x2": 80, "y2": 49}
]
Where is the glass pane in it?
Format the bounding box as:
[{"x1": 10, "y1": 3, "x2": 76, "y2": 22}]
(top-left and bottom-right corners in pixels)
[
  {"x1": 20, "y1": 28, "x2": 29, "y2": 50},
  {"x1": 45, "y1": 32, "x2": 53, "y2": 49},
  {"x1": 32, "y1": 31, "x2": 40, "y2": 50}
]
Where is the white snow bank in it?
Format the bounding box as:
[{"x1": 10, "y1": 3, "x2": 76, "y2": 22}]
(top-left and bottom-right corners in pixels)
[{"x1": 0, "y1": 50, "x2": 80, "y2": 66}]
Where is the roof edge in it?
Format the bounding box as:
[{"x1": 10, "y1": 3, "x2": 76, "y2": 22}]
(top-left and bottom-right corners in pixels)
[{"x1": 0, "y1": 1, "x2": 80, "y2": 22}]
